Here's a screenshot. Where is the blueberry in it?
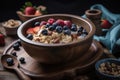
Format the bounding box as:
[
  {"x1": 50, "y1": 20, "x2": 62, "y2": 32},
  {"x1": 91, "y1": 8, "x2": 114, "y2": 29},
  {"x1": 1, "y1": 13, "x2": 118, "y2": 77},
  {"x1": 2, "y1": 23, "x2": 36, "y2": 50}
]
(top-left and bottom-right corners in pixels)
[
  {"x1": 64, "y1": 29, "x2": 71, "y2": 35},
  {"x1": 79, "y1": 34, "x2": 87, "y2": 38},
  {"x1": 6, "y1": 58, "x2": 14, "y2": 66},
  {"x1": 26, "y1": 34, "x2": 33, "y2": 40},
  {"x1": 16, "y1": 39, "x2": 21, "y2": 46},
  {"x1": 52, "y1": 22, "x2": 58, "y2": 27},
  {"x1": 19, "y1": 57, "x2": 25, "y2": 64},
  {"x1": 45, "y1": 23, "x2": 51, "y2": 28},
  {"x1": 34, "y1": 22, "x2": 40, "y2": 26},
  {"x1": 13, "y1": 43, "x2": 20, "y2": 50},
  {"x1": 41, "y1": 29, "x2": 48, "y2": 35},
  {"x1": 48, "y1": 25, "x2": 56, "y2": 31},
  {"x1": 77, "y1": 26, "x2": 84, "y2": 35},
  {"x1": 82, "y1": 29, "x2": 88, "y2": 35},
  {"x1": 71, "y1": 24, "x2": 77, "y2": 31},
  {"x1": 78, "y1": 26, "x2": 83, "y2": 33},
  {"x1": 56, "y1": 26, "x2": 63, "y2": 33},
  {"x1": 63, "y1": 26, "x2": 69, "y2": 30},
  {"x1": 11, "y1": 52, "x2": 17, "y2": 57}
]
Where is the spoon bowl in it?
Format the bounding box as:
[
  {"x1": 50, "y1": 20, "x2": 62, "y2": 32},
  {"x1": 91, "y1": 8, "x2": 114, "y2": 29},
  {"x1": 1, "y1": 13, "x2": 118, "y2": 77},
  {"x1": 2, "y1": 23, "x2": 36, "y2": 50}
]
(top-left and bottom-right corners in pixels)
[
  {"x1": 1, "y1": 54, "x2": 31, "y2": 80},
  {"x1": 1, "y1": 54, "x2": 19, "y2": 69}
]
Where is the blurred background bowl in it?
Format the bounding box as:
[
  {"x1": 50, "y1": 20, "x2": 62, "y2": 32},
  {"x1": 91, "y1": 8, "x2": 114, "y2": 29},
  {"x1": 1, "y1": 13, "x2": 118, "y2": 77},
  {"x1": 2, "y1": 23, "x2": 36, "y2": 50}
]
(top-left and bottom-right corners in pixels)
[
  {"x1": 16, "y1": 5, "x2": 47, "y2": 22},
  {"x1": 16, "y1": 11, "x2": 40, "y2": 22},
  {"x1": 95, "y1": 58, "x2": 120, "y2": 80},
  {"x1": 17, "y1": 14, "x2": 96, "y2": 64}
]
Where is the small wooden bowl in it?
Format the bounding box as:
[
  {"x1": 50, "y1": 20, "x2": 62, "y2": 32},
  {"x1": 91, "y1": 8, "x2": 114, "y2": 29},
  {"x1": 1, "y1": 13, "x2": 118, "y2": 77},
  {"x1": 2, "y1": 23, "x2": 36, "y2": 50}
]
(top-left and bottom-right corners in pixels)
[
  {"x1": 95, "y1": 58, "x2": 120, "y2": 80},
  {"x1": 17, "y1": 14, "x2": 96, "y2": 64},
  {"x1": 2, "y1": 20, "x2": 22, "y2": 36}
]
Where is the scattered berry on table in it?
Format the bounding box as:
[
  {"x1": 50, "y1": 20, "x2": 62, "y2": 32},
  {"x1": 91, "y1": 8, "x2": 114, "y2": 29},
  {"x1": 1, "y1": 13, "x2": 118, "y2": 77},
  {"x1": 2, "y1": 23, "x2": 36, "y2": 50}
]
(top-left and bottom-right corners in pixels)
[
  {"x1": 11, "y1": 52, "x2": 17, "y2": 57},
  {"x1": 19, "y1": 57, "x2": 25, "y2": 64},
  {"x1": 13, "y1": 43, "x2": 20, "y2": 50},
  {"x1": 16, "y1": 39, "x2": 21, "y2": 46}
]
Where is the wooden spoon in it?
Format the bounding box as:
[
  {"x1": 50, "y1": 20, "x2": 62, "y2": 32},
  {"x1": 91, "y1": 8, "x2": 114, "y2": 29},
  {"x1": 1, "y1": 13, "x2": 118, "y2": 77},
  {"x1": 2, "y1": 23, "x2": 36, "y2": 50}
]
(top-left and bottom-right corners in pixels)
[{"x1": 1, "y1": 54, "x2": 31, "y2": 80}]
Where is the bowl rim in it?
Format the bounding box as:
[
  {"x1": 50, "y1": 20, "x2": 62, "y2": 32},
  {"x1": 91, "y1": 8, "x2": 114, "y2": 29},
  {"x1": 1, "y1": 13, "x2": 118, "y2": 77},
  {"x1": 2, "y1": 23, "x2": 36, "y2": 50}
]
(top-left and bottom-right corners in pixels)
[
  {"x1": 95, "y1": 58, "x2": 120, "y2": 77},
  {"x1": 17, "y1": 14, "x2": 96, "y2": 47}
]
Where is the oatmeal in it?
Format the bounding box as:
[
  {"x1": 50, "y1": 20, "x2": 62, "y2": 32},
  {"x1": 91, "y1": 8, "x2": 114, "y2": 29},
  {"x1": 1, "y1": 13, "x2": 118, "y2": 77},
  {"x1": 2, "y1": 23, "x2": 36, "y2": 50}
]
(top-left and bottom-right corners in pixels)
[
  {"x1": 98, "y1": 62, "x2": 120, "y2": 76},
  {"x1": 26, "y1": 18, "x2": 88, "y2": 44},
  {"x1": 3, "y1": 19, "x2": 21, "y2": 28}
]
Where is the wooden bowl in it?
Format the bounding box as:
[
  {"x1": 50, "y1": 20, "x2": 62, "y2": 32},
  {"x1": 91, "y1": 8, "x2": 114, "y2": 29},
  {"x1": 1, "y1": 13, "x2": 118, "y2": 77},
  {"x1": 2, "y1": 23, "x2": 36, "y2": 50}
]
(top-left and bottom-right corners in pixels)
[
  {"x1": 2, "y1": 19, "x2": 22, "y2": 36},
  {"x1": 95, "y1": 58, "x2": 120, "y2": 80},
  {"x1": 16, "y1": 11, "x2": 41, "y2": 22},
  {"x1": 17, "y1": 14, "x2": 96, "y2": 64}
]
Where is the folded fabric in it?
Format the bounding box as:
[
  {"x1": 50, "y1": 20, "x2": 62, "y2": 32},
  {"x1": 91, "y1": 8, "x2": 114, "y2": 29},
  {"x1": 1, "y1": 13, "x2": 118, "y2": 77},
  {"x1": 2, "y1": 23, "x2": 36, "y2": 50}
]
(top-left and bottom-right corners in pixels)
[{"x1": 82, "y1": 4, "x2": 120, "y2": 54}]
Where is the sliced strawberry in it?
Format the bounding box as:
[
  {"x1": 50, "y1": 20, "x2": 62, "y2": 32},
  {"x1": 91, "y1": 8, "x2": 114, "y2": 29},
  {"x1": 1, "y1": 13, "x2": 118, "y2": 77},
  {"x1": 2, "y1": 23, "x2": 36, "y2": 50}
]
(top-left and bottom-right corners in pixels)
[
  {"x1": 33, "y1": 26, "x2": 40, "y2": 33},
  {"x1": 26, "y1": 28, "x2": 34, "y2": 34},
  {"x1": 34, "y1": 10, "x2": 42, "y2": 16}
]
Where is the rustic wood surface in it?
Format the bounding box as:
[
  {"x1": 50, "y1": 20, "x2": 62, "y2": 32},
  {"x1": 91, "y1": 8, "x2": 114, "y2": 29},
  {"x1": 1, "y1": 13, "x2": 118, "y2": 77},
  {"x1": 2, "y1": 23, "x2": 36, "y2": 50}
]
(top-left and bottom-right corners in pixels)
[{"x1": 0, "y1": 23, "x2": 115, "y2": 80}]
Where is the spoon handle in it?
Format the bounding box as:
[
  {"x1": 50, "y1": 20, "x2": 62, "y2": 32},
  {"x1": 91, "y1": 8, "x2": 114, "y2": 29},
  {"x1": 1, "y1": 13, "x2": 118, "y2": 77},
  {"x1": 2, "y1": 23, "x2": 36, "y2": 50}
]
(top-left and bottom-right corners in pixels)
[{"x1": 15, "y1": 67, "x2": 31, "y2": 80}]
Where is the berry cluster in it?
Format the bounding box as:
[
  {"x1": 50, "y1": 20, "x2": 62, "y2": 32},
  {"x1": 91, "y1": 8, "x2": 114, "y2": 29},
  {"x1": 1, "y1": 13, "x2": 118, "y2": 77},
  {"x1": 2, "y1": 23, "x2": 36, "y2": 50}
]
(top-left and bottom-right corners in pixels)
[{"x1": 26, "y1": 18, "x2": 88, "y2": 44}]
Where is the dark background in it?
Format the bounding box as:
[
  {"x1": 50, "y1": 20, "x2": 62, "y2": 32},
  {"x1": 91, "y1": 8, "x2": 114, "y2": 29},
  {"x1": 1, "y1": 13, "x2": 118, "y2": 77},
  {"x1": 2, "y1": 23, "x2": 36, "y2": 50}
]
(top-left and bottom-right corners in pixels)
[{"x1": 0, "y1": 0, "x2": 120, "y2": 22}]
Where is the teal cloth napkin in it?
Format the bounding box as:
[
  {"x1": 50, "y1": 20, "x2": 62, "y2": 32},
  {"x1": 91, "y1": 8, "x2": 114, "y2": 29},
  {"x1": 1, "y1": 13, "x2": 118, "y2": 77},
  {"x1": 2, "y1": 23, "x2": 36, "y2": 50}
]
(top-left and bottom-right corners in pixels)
[{"x1": 82, "y1": 4, "x2": 120, "y2": 54}]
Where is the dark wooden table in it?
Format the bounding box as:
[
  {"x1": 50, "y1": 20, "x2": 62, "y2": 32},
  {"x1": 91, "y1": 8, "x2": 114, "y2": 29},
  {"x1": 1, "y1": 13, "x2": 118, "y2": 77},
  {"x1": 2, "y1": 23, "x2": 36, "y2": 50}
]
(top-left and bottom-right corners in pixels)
[{"x1": 0, "y1": 23, "x2": 115, "y2": 80}]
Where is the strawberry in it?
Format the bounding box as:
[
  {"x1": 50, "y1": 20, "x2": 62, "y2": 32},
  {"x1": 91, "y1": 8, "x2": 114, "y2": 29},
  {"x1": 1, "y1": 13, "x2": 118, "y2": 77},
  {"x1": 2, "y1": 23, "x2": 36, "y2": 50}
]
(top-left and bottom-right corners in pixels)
[
  {"x1": 47, "y1": 18, "x2": 55, "y2": 25},
  {"x1": 24, "y1": 7, "x2": 36, "y2": 15},
  {"x1": 56, "y1": 19, "x2": 64, "y2": 26},
  {"x1": 64, "y1": 20, "x2": 72, "y2": 28},
  {"x1": 0, "y1": 34, "x2": 5, "y2": 46},
  {"x1": 101, "y1": 19, "x2": 112, "y2": 29},
  {"x1": 33, "y1": 26, "x2": 40, "y2": 33},
  {"x1": 26, "y1": 28, "x2": 34, "y2": 34}
]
